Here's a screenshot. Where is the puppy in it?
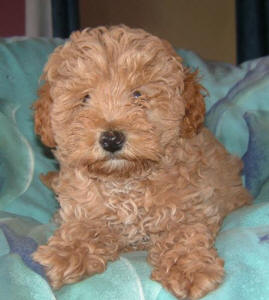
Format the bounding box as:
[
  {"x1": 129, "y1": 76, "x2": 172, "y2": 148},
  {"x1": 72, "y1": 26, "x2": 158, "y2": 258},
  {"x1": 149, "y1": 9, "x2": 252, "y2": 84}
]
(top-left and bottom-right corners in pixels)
[{"x1": 33, "y1": 25, "x2": 251, "y2": 299}]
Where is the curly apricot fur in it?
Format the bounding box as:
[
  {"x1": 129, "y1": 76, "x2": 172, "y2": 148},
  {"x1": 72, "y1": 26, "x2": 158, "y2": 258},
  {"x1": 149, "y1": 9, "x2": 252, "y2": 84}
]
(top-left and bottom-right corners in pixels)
[{"x1": 33, "y1": 25, "x2": 251, "y2": 299}]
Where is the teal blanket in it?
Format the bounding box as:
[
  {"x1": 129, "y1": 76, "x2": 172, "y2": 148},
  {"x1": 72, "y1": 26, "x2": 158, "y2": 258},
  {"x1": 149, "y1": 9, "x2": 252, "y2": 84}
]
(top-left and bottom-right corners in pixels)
[{"x1": 1, "y1": 38, "x2": 269, "y2": 300}]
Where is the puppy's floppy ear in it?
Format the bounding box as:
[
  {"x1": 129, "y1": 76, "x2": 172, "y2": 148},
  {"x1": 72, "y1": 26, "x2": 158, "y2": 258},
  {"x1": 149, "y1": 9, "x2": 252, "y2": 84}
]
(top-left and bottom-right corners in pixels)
[
  {"x1": 162, "y1": 39, "x2": 206, "y2": 138},
  {"x1": 33, "y1": 43, "x2": 65, "y2": 148},
  {"x1": 180, "y1": 68, "x2": 206, "y2": 138},
  {"x1": 33, "y1": 80, "x2": 56, "y2": 148}
]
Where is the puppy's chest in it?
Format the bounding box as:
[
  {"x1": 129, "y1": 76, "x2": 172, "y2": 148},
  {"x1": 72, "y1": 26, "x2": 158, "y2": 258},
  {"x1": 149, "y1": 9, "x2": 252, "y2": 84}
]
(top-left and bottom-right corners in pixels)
[
  {"x1": 100, "y1": 181, "x2": 148, "y2": 221},
  {"x1": 99, "y1": 181, "x2": 154, "y2": 243}
]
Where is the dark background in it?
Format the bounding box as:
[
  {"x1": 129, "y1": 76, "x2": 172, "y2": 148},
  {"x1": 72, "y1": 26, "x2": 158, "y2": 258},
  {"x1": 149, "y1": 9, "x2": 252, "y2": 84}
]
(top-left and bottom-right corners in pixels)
[{"x1": 1, "y1": 0, "x2": 269, "y2": 65}]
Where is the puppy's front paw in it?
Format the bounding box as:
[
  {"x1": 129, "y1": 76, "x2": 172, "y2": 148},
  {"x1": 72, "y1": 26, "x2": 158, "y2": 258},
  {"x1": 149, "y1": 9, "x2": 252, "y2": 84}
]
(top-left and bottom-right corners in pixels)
[
  {"x1": 152, "y1": 258, "x2": 224, "y2": 300},
  {"x1": 33, "y1": 242, "x2": 113, "y2": 289},
  {"x1": 34, "y1": 244, "x2": 97, "y2": 289},
  {"x1": 33, "y1": 244, "x2": 74, "y2": 289}
]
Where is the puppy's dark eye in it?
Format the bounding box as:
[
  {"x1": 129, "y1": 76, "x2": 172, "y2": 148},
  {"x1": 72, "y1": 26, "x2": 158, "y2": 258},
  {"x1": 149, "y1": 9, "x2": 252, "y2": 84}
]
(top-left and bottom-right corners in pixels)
[
  {"x1": 82, "y1": 94, "x2": 91, "y2": 104},
  {"x1": 132, "y1": 91, "x2": 142, "y2": 98}
]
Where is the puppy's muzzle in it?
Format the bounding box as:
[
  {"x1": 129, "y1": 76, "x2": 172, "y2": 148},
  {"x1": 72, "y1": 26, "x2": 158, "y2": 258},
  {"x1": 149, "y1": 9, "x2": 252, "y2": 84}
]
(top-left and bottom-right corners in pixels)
[{"x1": 99, "y1": 130, "x2": 125, "y2": 153}]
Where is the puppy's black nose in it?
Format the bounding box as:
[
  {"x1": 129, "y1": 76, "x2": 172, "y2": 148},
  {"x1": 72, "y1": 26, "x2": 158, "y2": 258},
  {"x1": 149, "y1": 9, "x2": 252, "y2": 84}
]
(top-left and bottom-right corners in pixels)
[{"x1": 99, "y1": 130, "x2": 125, "y2": 153}]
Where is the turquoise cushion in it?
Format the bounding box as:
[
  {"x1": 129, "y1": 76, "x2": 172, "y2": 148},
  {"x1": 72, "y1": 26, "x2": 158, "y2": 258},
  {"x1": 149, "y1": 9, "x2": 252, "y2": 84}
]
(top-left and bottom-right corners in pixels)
[{"x1": 0, "y1": 38, "x2": 269, "y2": 300}]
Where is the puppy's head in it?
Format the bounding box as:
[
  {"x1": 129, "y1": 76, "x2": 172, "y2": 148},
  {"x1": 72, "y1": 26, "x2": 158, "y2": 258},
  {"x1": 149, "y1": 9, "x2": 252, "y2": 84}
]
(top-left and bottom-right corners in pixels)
[{"x1": 34, "y1": 25, "x2": 205, "y2": 177}]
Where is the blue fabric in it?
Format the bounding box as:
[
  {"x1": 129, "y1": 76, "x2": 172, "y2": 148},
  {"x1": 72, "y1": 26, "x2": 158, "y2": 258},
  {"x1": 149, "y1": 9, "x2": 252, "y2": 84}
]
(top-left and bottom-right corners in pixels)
[{"x1": 0, "y1": 38, "x2": 269, "y2": 299}]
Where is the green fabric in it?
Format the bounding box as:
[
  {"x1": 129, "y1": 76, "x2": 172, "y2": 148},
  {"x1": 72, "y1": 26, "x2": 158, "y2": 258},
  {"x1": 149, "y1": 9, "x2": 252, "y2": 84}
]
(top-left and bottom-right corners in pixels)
[
  {"x1": 0, "y1": 38, "x2": 63, "y2": 223},
  {"x1": 1, "y1": 38, "x2": 269, "y2": 300}
]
